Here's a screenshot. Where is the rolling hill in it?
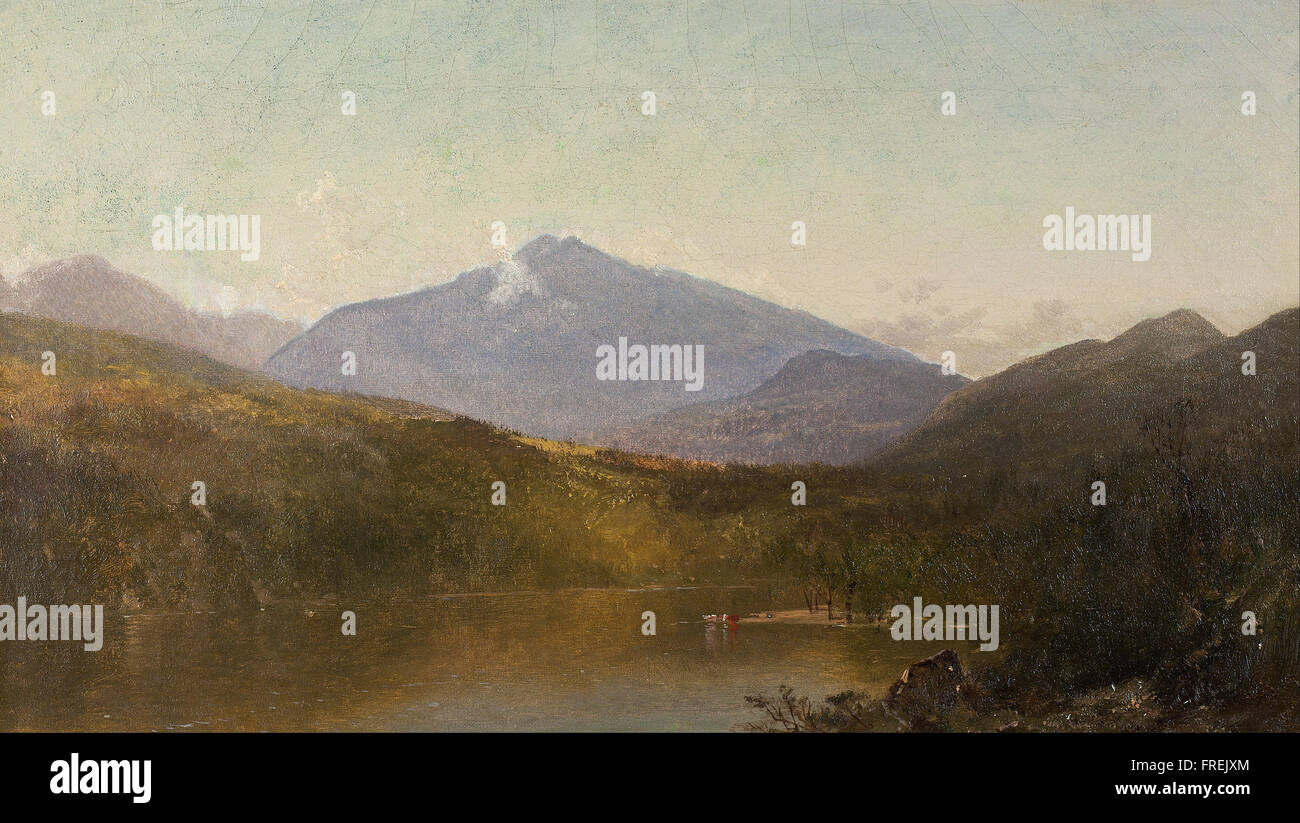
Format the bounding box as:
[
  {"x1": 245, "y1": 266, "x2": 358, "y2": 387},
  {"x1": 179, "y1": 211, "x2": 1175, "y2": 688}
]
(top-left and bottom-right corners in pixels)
[
  {"x1": 870, "y1": 308, "x2": 1288, "y2": 479},
  {"x1": 0, "y1": 310, "x2": 813, "y2": 611},
  {"x1": 598, "y1": 349, "x2": 969, "y2": 465}
]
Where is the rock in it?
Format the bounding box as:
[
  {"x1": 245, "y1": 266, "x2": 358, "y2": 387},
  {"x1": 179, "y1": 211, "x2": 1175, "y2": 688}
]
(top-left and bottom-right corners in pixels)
[{"x1": 883, "y1": 649, "x2": 975, "y2": 728}]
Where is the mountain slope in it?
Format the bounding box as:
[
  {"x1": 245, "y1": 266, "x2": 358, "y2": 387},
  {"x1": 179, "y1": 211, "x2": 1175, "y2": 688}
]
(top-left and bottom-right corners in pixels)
[
  {"x1": 872, "y1": 308, "x2": 1290, "y2": 479},
  {"x1": 264, "y1": 235, "x2": 915, "y2": 440},
  {"x1": 3, "y1": 255, "x2": 301, "y2": 370},
  {"x1": 0, "y1": 311, "x2": 817, "y2": 610},
  {"x1": 599, "y1": 350, "x2": 969, "y2": 465}
]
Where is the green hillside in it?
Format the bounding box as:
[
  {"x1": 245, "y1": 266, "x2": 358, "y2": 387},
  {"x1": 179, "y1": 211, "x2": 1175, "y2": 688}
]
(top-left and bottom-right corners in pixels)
[
  {"x1": 860, "y1": 308, "x2": 1300, "y2": 703},
  {"x1": 0, "y1": 312, "x2": 818, "y2": 610}
]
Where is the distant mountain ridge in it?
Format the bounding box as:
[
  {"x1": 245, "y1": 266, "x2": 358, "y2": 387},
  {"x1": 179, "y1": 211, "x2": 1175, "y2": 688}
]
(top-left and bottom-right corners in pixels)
[
  {"x1": 872, "y1": 307, "x2": 1294, "y2": 478},
  {"x1": 597, "y1": 349, "x2": 969, "y2": 465},
  {"x1": 265, "y1": 235, "x2": 916, "y2": 440},
  {"x1": 1, "y1": 255, "x2": 300, "y2": 370}
]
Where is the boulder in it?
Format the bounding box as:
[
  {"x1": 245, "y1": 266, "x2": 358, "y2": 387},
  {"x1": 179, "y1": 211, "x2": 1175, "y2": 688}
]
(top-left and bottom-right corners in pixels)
[{"x1": 883, "y1": 649, "x2": 975, "y2": 728}]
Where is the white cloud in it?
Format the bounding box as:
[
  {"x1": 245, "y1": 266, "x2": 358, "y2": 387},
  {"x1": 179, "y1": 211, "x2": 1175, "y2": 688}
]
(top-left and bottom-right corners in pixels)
[{"x1": 487, "y1": 258, "x2": 540, "y2": 305}]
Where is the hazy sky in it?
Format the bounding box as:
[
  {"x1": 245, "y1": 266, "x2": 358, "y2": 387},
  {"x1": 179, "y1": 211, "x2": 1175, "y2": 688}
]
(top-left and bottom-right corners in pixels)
[{"x1": 2, "y1": 0, "x2": 1297, "y2": 375}]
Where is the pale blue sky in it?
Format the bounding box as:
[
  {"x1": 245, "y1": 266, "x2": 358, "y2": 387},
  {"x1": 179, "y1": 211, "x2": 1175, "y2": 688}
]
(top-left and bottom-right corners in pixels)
[{"x1": 2, "y1": 0, "x2": 1296, "y2": 374}]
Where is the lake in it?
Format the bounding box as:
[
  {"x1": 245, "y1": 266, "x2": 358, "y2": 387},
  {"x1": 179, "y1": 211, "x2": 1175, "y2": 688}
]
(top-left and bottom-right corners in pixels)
[{"x1": 0, "y1": 586, "x2": 978, "y2": 731}]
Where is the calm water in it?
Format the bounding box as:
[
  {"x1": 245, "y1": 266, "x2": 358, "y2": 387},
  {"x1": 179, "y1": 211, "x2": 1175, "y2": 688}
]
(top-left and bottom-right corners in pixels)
[{"x1": 0, "y1": 586, "x2": 975, "y2": 731}]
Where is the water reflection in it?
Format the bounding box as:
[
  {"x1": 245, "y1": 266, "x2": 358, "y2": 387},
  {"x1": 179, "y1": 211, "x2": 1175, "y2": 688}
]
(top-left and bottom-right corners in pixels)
[
  {"x1": 0, "y1": 586, "x2": 979, "y2": 731},
  {"x1": 703, "y1": 615, "x2": 741, "y2": 655}
]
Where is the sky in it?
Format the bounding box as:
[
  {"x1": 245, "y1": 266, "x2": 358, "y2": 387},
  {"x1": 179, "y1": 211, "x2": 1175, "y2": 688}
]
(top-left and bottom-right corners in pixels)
[{"x1": 1, "y1": 0, "x2": 1297, "y2": 376}]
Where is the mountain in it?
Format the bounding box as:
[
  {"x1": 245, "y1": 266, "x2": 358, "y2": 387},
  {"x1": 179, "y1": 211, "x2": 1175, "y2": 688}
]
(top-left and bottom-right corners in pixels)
[
  {"x1": 598, "y1": 349, "x2": 969, "y2": 465},
  {"x1": 263, "y1": 235, "x2": 915, "y2": 440},
  {"x1": 1080, "y1": 308, "x2": 1226, "y2": 365},
  {"x1": 2, "y1": 255, "x2": 301, "y2": 370},
  {"x1": 872, "y1": 308, "x2": 1294, "y2": 479}
]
